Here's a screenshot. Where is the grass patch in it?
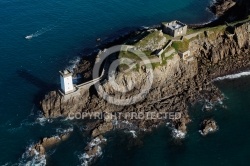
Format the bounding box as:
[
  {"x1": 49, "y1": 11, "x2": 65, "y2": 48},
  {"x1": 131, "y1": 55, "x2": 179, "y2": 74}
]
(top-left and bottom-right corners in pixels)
[
  {"x1": 172, "y1": 39, "x2": 190, "y2": 52},
  {"x1": 187, "y1": 25, "x2": 226, "y2": 35},
  {"x1": 230, "y1": 15, "x2": 250, "y2": 27},
  {"x1": 119, "y1": 51, "x2": 141, "y2": 61},
  {"x1": 165, "y1": 53, "x2": 175, "y2": 60},
  {"x1": 163, "y1": 34, "x2": 172, "y2": 40},
  {"x1": 151, "y1": 62, "x2": 161, "y2": 69},
  {"x1": 135, "y1": 31, "x2": 166, "y2": 49}
]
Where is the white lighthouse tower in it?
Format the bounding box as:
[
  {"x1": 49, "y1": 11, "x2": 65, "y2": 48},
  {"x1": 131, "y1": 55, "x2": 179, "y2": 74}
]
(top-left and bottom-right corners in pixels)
[{"x1": 59, "y1": 70, "x2": 74, "y2": 94}]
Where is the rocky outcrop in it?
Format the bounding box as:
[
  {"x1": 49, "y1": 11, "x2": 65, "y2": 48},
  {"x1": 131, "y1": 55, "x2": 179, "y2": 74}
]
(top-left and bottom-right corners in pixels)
[
  {"x1": 200, "y1": 119, "x2": 218, "y2": 136},
  {"x1": 135, "y1": 30, "x2": 167, "y2": 52},
  {"x1": 210, "y1": 0, "x2": 237, "y2": 17},
  {"x1": 40, "y1": 88, "x2": 90, "y2": 118},
  {"x1": 173, "y1": 115, "x2": 191, "y2": 135},
  {"x1": 29, "y1": 133, "x2": 71, "y2": 157},
  {"x1": 91, "y1": 122, "x2": 113, "y2": 137},
  {"x1": 189, "y1": 22, "x2": 250, "y2": 78},
  {"x1": 208, "y1": 0, "x2": 250, "y2": 25}
]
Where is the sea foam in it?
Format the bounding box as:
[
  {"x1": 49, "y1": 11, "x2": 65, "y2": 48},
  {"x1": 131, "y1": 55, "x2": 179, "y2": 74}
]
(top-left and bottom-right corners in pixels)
[
  {"x1": 166, "y1": 123, "x2": 186, "y2": 139},
  {"x1": 78, "y1": 137, "x2": 107, "y2": 166},
  {"x1": 129, "y1": 130, "x2": 137, "y2": 138},
  {"x1": 18, "y1": 143, "x2": 46, "y2": 166},
  {"x1": 213, "y1": 71, "x2": 250, "y2": 81},
  {"x1": 172, "y1": 129, "x2": 186, "y2": 139},
  {"x1": 66, "y1": 56, "x2": 81, "y2": 72}
]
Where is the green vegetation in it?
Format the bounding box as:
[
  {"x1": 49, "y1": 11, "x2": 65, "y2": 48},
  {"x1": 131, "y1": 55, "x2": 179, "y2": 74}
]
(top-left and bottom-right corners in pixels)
[
  {"x1": 118, "y1": 64, "x2": 130, "y2": 71},
  {"x1": 134, "y1": 30, "x2": 169, "y2": 49},
  {"x1": 163, "y1": 45, "x2": 174, "y2": 53},
  {"x1": 230, "y1": 15, "x2": 250, "y2": 26},
  {"x1": 118, "y1": 51, "x2": 158, "y2": 71},
  {"x1": 161, "y1": 53, "x2": 175, "y2": 65},
  {"x1": 187, "y1": 25, "x2": 226, "y2": 35},
  {"x1": 165, "y1": 53, "x2": 175, "y2": 60},
  {"x1": 172, "y1": 39, "x2": 190, "y2": 52},
  {"x1": 118, "y1": 17, "x2": 250, "y2": 71},
  {"x1": 187, "y1": 15, "x2": 248, "y2": 35},
  {"x1": 163, "y1": 34, "x2": 172, "y2": 40},
  {"x1": 135, "y1": 31, "x2": 158, "y2": 48},
  {"x1": 151, "y1": 62, "x2": 161, "y2": 69},
  {"x1": 119, "y1": 51, "x2": 142, "y2": 61}
]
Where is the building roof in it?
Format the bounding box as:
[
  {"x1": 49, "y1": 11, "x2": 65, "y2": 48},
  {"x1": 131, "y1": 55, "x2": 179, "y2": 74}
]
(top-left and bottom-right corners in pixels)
[
  {"x1": 59, "y1": 69, "x2": 73, "y2": 77},
  {"x1": 162, "y1": 21, "x2": 187, "y2": 30}
]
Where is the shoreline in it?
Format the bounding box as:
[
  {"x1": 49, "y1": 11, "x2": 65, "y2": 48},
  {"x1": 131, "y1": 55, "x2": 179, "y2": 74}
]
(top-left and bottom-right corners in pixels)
[{"x1": 31, "y1": 0, "x2": 250, "y2": 165}]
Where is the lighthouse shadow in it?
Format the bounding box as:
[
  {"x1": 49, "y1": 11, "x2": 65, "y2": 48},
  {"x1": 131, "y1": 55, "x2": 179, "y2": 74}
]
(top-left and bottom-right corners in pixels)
[{"x1": 16, "y1": 69, "x2": 58, "y2": 108}]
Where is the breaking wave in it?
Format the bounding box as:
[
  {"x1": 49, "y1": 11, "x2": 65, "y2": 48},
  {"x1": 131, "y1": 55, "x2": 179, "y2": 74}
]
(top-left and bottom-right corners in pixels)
[
  {"x1": 129, "y1": 130, "x2": 137, "y2": 138},
  {"x1": 78, "y1": 147, "x2": 102, "y2": 166},
  {"x1": 66, "y1": 56, "x2": 81, "y2": 72},
  {"x1": 172, "y1": 128, "x2": 186, "y2": 139},
  {"x1": 199, "y1": 127, "x2": 219, "y2": 136},
  {"x1": 166, "y1": 123, "x2": 186, "y2": 139},
  {"x1": 56, "y1": 126, "x2": 74, "y2": 135},
  {"x1": 213, "y1": 71, "x2": 250, "y2": 81},
  {"x1": 78, "y1": 137, "x2": 107, "y2": 166},
  {"x1": 18, "y1": 143, "x2": 46, "y2": 166}
]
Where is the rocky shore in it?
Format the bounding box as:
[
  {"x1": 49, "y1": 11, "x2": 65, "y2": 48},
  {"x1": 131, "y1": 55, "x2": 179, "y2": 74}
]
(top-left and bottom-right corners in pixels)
[
  {"x1": 20, "y1": 131, "x2": 72, "y2": 165},
  {"x1": 210, "y1": 0, "x2": 237, "y2": 17},
  {"x1": 37, "y1": 0, "x2": 250, "y2": 165},
  {"x1": 206, "y1": 0, "x2": 250, "y2": 26}
]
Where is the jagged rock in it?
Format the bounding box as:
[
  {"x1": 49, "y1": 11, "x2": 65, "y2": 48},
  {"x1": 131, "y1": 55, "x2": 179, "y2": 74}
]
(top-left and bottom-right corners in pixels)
[
  {"x1": 92, "y1": 122, "x2": 113, "y2": 137},
  {"x1": 28, "y1": 133, "x2": 71, "y2": 157},
  {"x1": 210, "y1": 0, "x2": 237, "y2": 17},
  {"x1": 200, "y1": 119, "x2": 218, "y2": 136},
  {"x1": 29, "y1": 144, "x2": 45, "y2": 156},
  {"x1": 40, "y1": 133, "x2": 70, "y2": 148},
  {"x1": 40, "y1": 89, "x2": 90, "y2": 118},
  {"x1": 173, "y1": 113, "x2": 191, "y2": 134},
  {"x1": 73, "y1": 58, "x2": 94, "y2": 79},
  {"x1": 86, "y1": 146, "x2": 100, "y2": 156}
]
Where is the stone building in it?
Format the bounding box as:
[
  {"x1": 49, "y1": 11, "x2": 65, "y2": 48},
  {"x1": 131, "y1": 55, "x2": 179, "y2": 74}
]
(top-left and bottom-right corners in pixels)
[{"x1": 162, "y1": 21, "x2": 187, "y2": 37}]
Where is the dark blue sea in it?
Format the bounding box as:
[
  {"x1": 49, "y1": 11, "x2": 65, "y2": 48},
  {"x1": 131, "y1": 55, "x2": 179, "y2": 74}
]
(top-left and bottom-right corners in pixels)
[{"x1": 1, "y1": 0, "x2": 250, "y2": 165}]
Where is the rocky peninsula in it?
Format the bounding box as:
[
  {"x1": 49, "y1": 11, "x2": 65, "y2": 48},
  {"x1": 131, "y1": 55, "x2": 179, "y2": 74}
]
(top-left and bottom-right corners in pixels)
[
  {"x1": 41, "y1": 18, "x2": 250, "y2": 134},
  {"x1": 36, "y1": 0, "x2": 250, "y2": 165}
]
